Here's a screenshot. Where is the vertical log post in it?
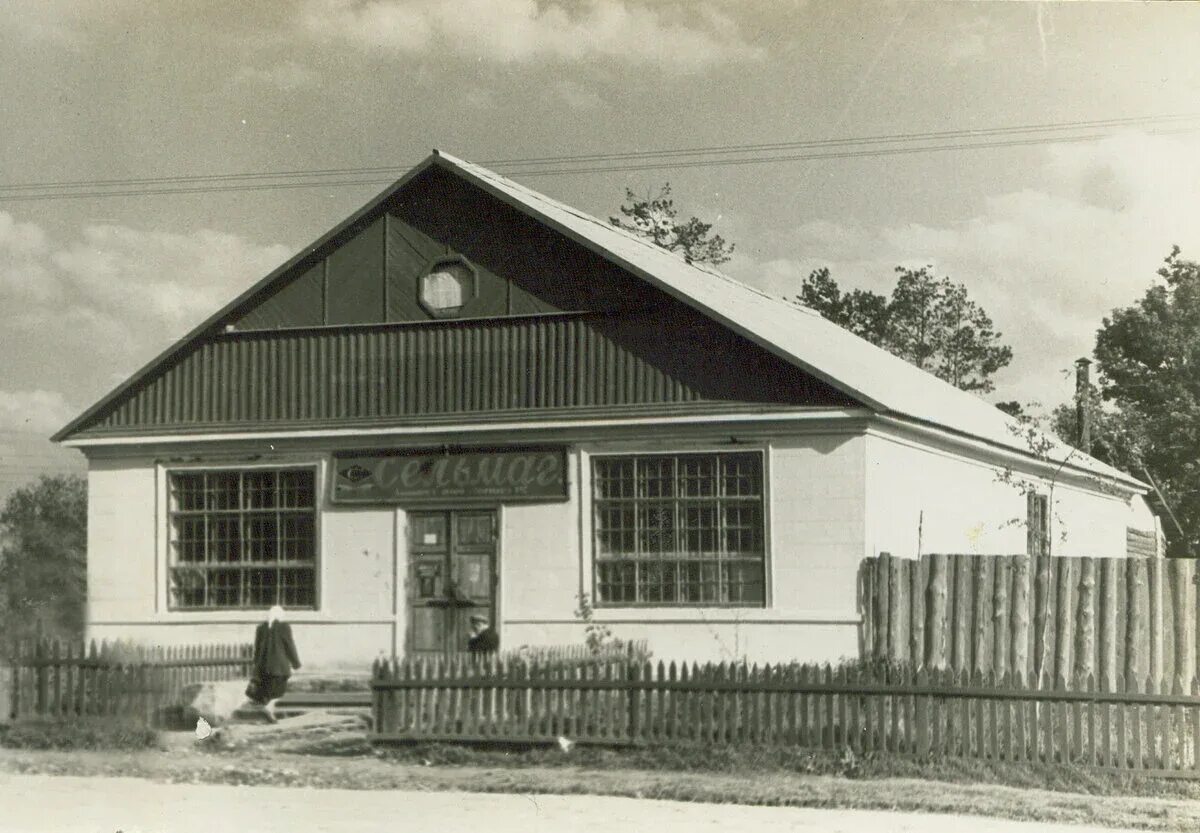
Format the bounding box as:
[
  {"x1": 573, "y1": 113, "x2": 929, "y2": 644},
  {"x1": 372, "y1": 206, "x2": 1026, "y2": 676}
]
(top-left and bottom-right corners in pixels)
[
  {"x1": 875, "y1": 553, "x2": 892, "y2": 662},
  {"x1": 1171, "y1": 559, "x2": 1195, "y2": 692},
  {"x1": 1100, "y1": 558, "x2": 1119, "y2": 692},
  {"x1": 1149, "y1": 556, "x2": 1164, "y2": 693},
  {"x1": 974, "y1": 557, "x2": 993, "y2": 675},
  {"x1": 1011, "y1": 556, "x2": 1031, "y2": 679},
  {"x1": 888, "y1": 556, "x2": 907, "y2": 663},
  {"x1": 1075, "y1": 558, "x2": 1097, "y2": 684},
  {"x1": 1126, "y1": 558, "x2": 1146, "y2": 686},
  {"x1": 860, "y1": 557, "x2": 875, "y2": 660},
  {"x1": 953, "y1": 556, "x2": 972, "y2": 673},
  {"x1": 910, "y1": 557, "x2": 925, "y2": 670},
  {"x1": 1033, "y1": 556, "x2": 1052, "y2": 679},
  {"x1": 1054, "y1": 558, "x2": 1075, "y2": 687},
  {"x1": 926, "y1": 554, "x2": 949, "y2": 670},
  {"x1": 994, "y1": 557, "x2": 1011, "y2": 680}
]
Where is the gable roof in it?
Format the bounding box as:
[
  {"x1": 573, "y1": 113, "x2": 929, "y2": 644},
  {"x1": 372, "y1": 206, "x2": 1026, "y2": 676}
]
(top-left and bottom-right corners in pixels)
[{"x1": 53, "y1": 151, "x2": 1145, "y2": 490}]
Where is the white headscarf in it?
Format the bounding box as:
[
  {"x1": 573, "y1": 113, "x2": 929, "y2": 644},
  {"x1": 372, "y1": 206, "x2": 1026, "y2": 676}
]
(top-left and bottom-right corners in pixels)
[{"x1": 267, "y1": 605, "x2": 285, "y2": 625}]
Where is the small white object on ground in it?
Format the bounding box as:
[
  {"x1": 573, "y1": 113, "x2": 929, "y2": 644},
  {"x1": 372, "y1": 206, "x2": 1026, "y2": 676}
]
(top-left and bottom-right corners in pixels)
[
  {"x1": 557, "y1": 736, "x2": 574, "y2": 753},
  {"x1": 195, "y1": 717, "x2": 212, "y2": 740},
  {"x1": 179, "y1": 680, "x2": 252, "y2": 727}
]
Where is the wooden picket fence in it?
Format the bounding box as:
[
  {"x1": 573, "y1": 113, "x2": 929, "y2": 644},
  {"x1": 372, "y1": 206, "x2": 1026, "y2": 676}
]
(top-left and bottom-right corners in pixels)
[
  {"x1": 372, "y1": 657, "x2": 1200, "y2": 777},
  {"x1": 7, "y1": 639, "x2": 252, "y2": 722},
  {"x1": 860, "y1": 554, "x2": 1200, "y2": 692}
]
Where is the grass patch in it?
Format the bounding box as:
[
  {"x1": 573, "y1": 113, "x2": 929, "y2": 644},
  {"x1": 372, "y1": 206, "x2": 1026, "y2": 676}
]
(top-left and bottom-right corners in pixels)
[{"x1": 0, "y1": 718, "x2": 159, "y2": 752}]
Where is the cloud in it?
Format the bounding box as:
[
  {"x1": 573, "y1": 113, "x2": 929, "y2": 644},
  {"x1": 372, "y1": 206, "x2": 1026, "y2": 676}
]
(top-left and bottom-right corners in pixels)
[
  {"x1": 0, "y1": 213, "x2": 59, "y2": 304},
  {"x1": 0, "y1": 3, "x2": 88, "y2": 49},
  {"x1": 548, "y1": 79, "x2": 606, "y2": 111},
  {"x1": 301, "y1": 0, "x2": 762, "y2": 72},
  {"x1": 943, "y1": 16, "x2": 997, "y2": 67},
  {"x1": 0, "y1": 390, "x2": 76, "y2": 433},
  {"x1": 233, "y1": 61, "x2": 322, "y2": 91},
  {"x1": 728, "y1": 131, "x2": 1200, "y2": 408},
  {"x1": 50, "y1": 225, "x2": 291, "y2": 331},
  {"x1": 0, "y1": 212, "x2": 291, "y2": 425}
]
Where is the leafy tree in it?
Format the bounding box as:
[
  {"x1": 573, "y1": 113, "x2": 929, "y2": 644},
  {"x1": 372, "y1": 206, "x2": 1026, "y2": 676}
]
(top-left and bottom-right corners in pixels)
[
  {"x1": 797, "y1": 268, "x2": 890, "y2": 343},
  {"x1": 1088, "y1": 246, "x2": 1200, "y2": 555},
  {"x1": 799, "y1": 265, "x2": 1013, "y2": 393},
  {"x1": 610, "y1": 184, "x2": 734, "y2": 265},
  {"x1": 0, "y1": 474, "x2": 87, "y2": 643}
]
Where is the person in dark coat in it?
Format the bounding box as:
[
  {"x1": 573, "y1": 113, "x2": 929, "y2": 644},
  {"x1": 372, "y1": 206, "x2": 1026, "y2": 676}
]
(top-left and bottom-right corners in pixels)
[
  {"x1": 467, "y1": 612, "x2": 499, "y2": 656},
  {"x1": 248, "y1": 605, "x2": 301, "y2": 721}
]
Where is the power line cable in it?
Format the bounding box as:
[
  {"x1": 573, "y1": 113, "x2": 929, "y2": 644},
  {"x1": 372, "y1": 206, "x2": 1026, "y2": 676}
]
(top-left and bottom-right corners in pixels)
[
  {"x1": 1, "y1": 113, "x2": 1198, "y2": 203},
  {"x1": 484, "y1": 112, "x2": 1200, "y2": 167},
  {"x1": 500, "y1": 126, "x2": 1200, "y2": 178},
  {"x1": 0, "y1": 178, "x2": 398, "y2": 203},
  {"x1": 2, "y1": 111, "x2": 1195, "y2": 194}
]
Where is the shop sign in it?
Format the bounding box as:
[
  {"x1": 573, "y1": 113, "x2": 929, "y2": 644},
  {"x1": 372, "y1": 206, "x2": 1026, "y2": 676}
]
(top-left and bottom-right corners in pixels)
[{"x1": 331, "y1": 447, "x2": 568, "y2": 504}]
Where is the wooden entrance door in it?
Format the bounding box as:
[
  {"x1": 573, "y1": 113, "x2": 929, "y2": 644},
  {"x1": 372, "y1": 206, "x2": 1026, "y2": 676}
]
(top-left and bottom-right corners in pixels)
[{"x1": 407, "y1": 509, "x2": 498, "y2": 657}]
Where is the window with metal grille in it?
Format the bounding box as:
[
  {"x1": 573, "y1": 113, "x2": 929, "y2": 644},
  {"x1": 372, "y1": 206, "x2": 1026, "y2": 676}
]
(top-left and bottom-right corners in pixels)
[
  {"x1": 1027, "y1": 492, "x2": 1050, "y2": 557},
  {"x1": 592, "y1": 452, "x2": 765, "y2": 606},
  {"x1": 167, "y1": 468, "x2": 317, "y2": 610}
]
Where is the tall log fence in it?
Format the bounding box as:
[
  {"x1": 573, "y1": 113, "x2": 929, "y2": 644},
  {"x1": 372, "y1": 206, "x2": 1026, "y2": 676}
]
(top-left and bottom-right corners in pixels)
[
  {"x1": 6, "y1": 639, "x2": 252, "y2": 723},
  {"x1": 372, "y1": 656, "x2": 1200, "y2": 778},
  {"x1": 860, "y1": 554, "x2": 1199, "y2": 693}
]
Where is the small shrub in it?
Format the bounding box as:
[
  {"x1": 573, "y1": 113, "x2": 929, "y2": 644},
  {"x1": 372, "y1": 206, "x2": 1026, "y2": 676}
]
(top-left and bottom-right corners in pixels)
[
  {"x1": 0, "y1": 717, "x2": 159, "y2": 751},
  {"x1": 574, "y1": 593, "x2": 617, "y2": 655},
  {"x1": 571, "y1": 594, "x2": 652, "y2": 664},
  {"x1": 831, "y1": 655, "x2": 919, "y2": 679}
]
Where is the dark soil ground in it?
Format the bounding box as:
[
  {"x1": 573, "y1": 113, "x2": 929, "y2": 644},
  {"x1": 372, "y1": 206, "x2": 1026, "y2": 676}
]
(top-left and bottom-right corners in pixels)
[{"x1": 4, "y1": 715, "x2": 1200, "y2": 831}]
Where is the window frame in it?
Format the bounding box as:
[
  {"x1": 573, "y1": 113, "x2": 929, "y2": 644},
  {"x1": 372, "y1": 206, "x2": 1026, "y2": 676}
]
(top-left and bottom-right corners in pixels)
[
  {"x1": 417, "y1": 256, "x2": 479, "y2": 319},
  {"x1": 589, "y1": 449, "x2": 768, "y2": 609},
  {"x1": 1027, "y1": 491, "x2": 1050, "y2": 557},
  {"x1": 164, "y1": 464, "x2": 321, "y2": 612}
]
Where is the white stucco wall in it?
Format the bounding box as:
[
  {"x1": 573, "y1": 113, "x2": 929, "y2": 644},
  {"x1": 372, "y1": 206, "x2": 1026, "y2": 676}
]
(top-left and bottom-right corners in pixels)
[
  {"x1": 86, "y1": 454, "x2": 400, "y2": 669},
  {"x1": 82, "y1": 425, "x2": 871, "y2": 671},
  {"x1": 864, "y1": 426, "x2": 1151, "y2": 560},
  {"x1": 499, "y1": 434, "x2": 867, "y2": 665},
  {"x1": 82, "y1": 418, "x2": 1148, "y2": 672},
  {"x1": 87, "y1": 456, "x2": 158, "y2": 624}
]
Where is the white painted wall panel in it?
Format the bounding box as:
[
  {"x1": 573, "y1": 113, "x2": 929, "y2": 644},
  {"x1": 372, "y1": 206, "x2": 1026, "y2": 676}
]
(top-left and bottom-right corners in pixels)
[
  {"x1": 319, "y1": 505, "x2": 394, "y2": 619},
  {"x1": 865, "y1": 430, "x2": 1145, "y2": 560},
  {"x1": 87, "y1": 457, "x2": 157, "y2": 622}
]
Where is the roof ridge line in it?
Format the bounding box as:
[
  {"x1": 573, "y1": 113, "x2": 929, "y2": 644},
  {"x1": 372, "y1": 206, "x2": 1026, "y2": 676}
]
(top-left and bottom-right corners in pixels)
[{"x1": 447, "y1": 154, "x2": 806, "y2": 311}]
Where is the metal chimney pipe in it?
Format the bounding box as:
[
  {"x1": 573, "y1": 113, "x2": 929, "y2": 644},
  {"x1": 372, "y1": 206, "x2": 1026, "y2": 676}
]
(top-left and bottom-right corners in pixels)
[{"x1": 1075, "y1": 357, "x2": 1092, "y2": 453}]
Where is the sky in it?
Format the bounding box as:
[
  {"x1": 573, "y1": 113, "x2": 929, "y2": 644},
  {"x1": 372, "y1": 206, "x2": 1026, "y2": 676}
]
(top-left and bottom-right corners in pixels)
[{"x1": 1, "y1": 0, "x2": 1199, "y2": 504}]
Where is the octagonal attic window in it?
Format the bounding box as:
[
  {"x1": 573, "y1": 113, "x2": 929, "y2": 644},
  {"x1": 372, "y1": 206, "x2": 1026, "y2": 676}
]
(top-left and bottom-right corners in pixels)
[{"x1": 419, "y1": 258, "x2": 476, "y2": 318}]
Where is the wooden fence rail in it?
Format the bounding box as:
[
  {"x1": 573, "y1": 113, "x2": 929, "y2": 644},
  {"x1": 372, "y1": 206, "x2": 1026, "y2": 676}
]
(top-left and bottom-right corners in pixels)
[
  {"x1": 6, "y1": 639, "x2": 252, "y2": 723},
  {"x1": 860, "y1": 554, "x2": 1200, "y2": 693},
  {"x1": 371, "y1": 658, "x2": 1200, "y2": 777}
]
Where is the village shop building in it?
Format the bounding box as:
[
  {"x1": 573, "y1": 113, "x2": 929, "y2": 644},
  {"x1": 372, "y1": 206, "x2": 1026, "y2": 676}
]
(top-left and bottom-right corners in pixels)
[{"x1": 54, "y1": 153, "x2": 1159, "y2": 670}]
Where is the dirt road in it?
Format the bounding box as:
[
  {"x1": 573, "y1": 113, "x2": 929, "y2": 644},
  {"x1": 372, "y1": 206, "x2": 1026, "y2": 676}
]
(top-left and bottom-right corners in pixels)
[{"x1": 0, "y1": 773, "x2": 1144, "y2": 833}]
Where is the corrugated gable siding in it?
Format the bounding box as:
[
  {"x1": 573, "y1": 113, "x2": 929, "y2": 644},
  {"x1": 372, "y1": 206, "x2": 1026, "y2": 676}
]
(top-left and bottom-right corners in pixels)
[{"x1": 81, "y1": 313, "x2": 853, "y2": 434}]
